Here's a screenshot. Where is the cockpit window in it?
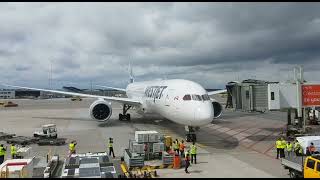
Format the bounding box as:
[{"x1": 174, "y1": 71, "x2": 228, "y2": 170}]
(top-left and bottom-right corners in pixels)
[
  {"x1": 192, "y1": 94, "x2": 202, "y2": 101},
  {"x1": 202, "y1": 94, "x2": 210, "y2": 101},
  {"x1": 183, "y1": 94, "x2": 191, "y2": 101}
]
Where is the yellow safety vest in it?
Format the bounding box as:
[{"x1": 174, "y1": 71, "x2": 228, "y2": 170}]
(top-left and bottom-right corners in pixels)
[
  {"x1": 299, "y1": 147, "x2": 303, "y2": 154},
  {"x1": 174, "y1": 142, "x2": 179, "y2": 150},
  {"x1": 294, "y1": 142, "x2": 300, "y2": 150},
  {"x1": 0, "y1": 147, "x2": 5, "y2": 156},
  {"x1": 10, "y1": 145, "x2": 16, "y2": 155},
  {"x1": 108, "y1": 142, "x2": 113, "y2": 148},
  {"x1": 191, "y1": 145, "x2": 197, "y2": 155},
  {"x1": 69, "y1": 143, "x2": 75, "y2": 151},
  {"x1": 281, "y1": 140, "x2": 287, "y2": 149},
  {"x1": 276, "y1": 140, "x2": 282, "y2": 149},
  {"x1": 286, "y1": 143, "x2": 293, "y2": 151}
]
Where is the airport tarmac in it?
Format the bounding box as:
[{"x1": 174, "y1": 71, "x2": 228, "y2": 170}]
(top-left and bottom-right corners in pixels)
[{"x1": 0, "y1": 98, "x2": 289, "y2": 178}]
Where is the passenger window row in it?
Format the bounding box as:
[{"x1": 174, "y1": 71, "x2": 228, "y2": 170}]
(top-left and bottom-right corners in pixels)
[{"x1": 183, "y1": 94, "x2": 210, "y2": 101}]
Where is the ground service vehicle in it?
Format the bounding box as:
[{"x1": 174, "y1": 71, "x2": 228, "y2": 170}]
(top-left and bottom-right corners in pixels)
[
  {"x1": 3, "y1": 101, "x2": 18, "y2": 107},
  {"x1": 33, "y1": 124, "x2": 58, "y2": 139},
  {"x1": 281, "y1": 154, "x2": 320, "y2": 178}
]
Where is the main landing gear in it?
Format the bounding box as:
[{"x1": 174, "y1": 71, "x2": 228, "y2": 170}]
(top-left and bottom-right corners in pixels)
[
  {"x1": 119, "y1": 104, "x2": 131, "y2": 121},
  {"x1": 185, "y1": 126, "x2": 197, "y2": 142}
]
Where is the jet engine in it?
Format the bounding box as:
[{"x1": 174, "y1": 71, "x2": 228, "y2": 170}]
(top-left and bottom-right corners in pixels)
[
  {"x1": 89, "y1": 99, "x2": 112, "y2": 122},
  {"x1": 212, "y1": 101, "x2": 223, "y2": 118}
]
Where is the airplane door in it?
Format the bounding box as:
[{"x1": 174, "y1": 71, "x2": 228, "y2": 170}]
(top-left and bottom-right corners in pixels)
[{"x1": 165, "y1": 89, "x2": 171, "y2": 106}]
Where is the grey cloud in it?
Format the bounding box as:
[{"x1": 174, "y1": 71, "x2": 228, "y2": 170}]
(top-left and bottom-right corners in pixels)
[
  {"x1": 15, "y1": 65, "x2": 31, "y2": 71},
  {"x1": 0, "y1": 2, "x2": 320, "y2": 89}
]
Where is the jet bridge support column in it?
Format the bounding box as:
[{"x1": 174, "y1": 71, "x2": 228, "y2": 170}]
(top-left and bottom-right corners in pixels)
[{"x1": 287, "y1": 108, "x2": 292, "y2": 126}]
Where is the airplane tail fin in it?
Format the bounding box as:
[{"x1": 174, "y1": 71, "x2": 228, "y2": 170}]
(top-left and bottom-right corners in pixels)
[{"x1": 129, "y1": 62, "x2": 134, "y2": 84}]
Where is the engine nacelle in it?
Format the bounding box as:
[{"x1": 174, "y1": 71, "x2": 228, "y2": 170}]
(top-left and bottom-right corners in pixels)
[
  {"x1": 212, "y1": 101, "x2": 222, "y2": 118},
  {"x1": 89, "y1": 99, "x2": 112, "y2": 122}
]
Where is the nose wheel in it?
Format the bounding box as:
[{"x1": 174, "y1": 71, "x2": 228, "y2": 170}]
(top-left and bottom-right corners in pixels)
[
  {"x1": 185, "y1": 126, "x2": 197, "y2": 142},
  {"x1": 119, "y1": 104, "x2": 131, "y2": 121}
]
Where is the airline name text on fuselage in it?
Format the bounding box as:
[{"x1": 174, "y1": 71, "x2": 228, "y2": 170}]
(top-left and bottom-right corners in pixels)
[{"x1": 144, "y1": 86, "x2": 168, "y2": 99}]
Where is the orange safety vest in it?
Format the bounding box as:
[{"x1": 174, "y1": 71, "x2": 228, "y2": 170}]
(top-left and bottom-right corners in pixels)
[
  {"x1": 309, "y1": 145, "x2": 316, "y2": 153},
  {"x1": 179, "y1": 143, "x2": 185, "y2": 151}
]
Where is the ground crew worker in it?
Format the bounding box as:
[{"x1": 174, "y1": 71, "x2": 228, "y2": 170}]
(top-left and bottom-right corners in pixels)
[
  {"x1": 280, "y1": 137, "x2": 286, "y2": 158},
  {"x1": 184, "y1": 149, "x2": 189, "y2": 158},
  {"x1": 190, "y1": 141, "x2": 197, "y2": 164},
  {"x1": 308, "y1": 142, "x2": 316, "y2": 155},
  {"x1": 294, "y1": 139, "x2": 303, "y2": 156},
  {"x1": 108, "y1": 137, "x2": 115, "y2": 158},
  {"x1": 10, "y1": 144, "x2": 17, "y2": 159},
  {"x1": 286, "y1": 141, "x2": 293, "y2": 157},
  {"x1": 69, "y1": 140, "x2": 77, "y2": 156},
  {"x1": 185, "y1": 152, "x2": 190, "y2": 174},
  {"x1": 179, "y1": 140, "x2": 185, "y2": 157},
  {"x1": 276, "y1": 137, "x2": 282, "y2": 159},
  {"x1": 0, "y1": 144, "x2": 6, "y2": 164},
  {"x1": 174, "y1": 139, "x2": 180, "y2": 155}
]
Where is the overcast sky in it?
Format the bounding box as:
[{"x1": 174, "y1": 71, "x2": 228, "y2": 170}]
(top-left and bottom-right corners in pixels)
[{"x1": 0, "y1": 2, "x2": 320, "y2": 89}]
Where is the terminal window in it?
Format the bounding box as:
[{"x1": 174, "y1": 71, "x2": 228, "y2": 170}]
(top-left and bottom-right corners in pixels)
[{"x1": 271, "y1": 92, "x2": 275, "y2": 100}]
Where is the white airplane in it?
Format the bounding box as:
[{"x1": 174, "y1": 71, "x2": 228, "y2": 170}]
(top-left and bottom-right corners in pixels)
[{"x1": 2, "y1": 66, "x2": 226, "y2": 142}]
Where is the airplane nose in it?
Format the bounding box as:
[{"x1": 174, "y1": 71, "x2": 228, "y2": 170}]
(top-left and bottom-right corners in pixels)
[{"x1": 194, "y1": 104, "x2": 214, "y2": 126}]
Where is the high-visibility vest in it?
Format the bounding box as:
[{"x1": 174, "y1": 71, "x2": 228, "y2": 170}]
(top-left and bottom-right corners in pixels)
[
  {"x1": 276, "y1": 140, "x2": 282, "y2": 149},
  {"x1": 281, "y1": 140, "x2": 287, "y2": 149},
  {"x1": 108, "y1": 141, "x2": 113, "y2": 148},
  {"x1": 69, "y1": 143, "x2": 75, "y2": 151},
  {"x1": 294, "y1": 142, "x2": 300, "y2": 150},
  {"x1": 10, "y1": 145, "x2": 16, "y2": 155},
  {"x1": 299, "y1": 146, "x2": 303, "y2": 154},
  {"x1": 190, "y1": 145, "x2": 197, "y2": 155},
  {"x1": 309, "y1": 145, "x2": 316, "y2": 153},
  {"x1": 286, "y1": 143, "x2": 293, "y2": 151},
  {"x1": 0, "y1": 147, "x2": 5, "y2": 156},
  {"x1": 174, "y1": 142, "x2": 179, "y2": 150},
  {"x1": 179, "y1": 143, "x2": 185, "y2": 151}
]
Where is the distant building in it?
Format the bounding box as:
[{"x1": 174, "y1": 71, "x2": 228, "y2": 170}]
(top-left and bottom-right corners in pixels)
[
  {"x1": 0, "y1": 86, "x2": 127, "y2": 99},
  {"x1": 0, "y1": 89, "x2": 15, "y2": 99}
]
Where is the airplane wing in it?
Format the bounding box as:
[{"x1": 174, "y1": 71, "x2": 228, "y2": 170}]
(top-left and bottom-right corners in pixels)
[
  {"x1": 95, "y1": 85, "x2": 126, "y2": 92},
  {"x1": 2, "y1": 84, "x2": 141, "y2": 106},
  {"x1": 207, "y1": 89, "x2": 227, "y2": 96}
]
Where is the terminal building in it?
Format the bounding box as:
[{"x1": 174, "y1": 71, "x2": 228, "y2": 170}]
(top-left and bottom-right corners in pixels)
[
  {"x1": 0, "y1": 87, "x2": 126, "y2": 99},
  {"x1": 0, "y1": 89, "x2": 15, "y2": 99}
]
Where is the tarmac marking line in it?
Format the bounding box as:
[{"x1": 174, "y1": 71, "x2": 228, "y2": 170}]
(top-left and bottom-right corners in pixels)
[
  {"x1": 263, "y1": 132, "x2": 283, "y2": 154},
  {"x1": 247, "y1": 131, "x2": 275, "y2": 149},
  {"x1": 220, "y1": 120, "x2": 258, "y2": 134}
]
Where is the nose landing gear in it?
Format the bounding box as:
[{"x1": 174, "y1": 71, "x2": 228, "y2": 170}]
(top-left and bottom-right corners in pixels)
[
  {"x1": 119, "y1": 104, "x2": 131, "y2": 121},
  {"x1": 185, "y1": 126, "x2": 197, "y2": 142}
]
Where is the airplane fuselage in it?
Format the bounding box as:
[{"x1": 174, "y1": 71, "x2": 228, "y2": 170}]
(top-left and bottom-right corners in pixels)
[{"x1": 126, "y1": 79, "x2": 214, "y2": 127}]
